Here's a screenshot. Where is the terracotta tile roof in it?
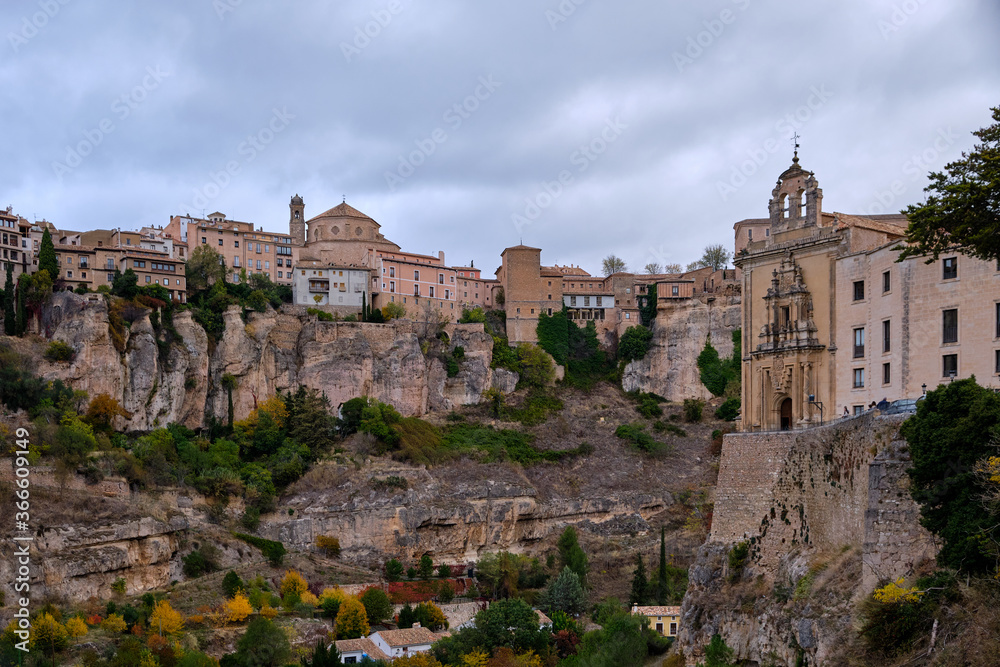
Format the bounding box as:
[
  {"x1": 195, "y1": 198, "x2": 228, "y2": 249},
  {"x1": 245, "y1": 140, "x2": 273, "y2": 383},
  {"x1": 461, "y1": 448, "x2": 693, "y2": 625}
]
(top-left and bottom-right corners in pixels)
[
  {"x1": 308, "y1": 201, "x2": 377, "y2": 224},
  {"x1": 632, "y1": 605, "x2": 681, "y2": 616},
  {"x1": 334, "y1": 637, "x2": 390, "y2": 661},
  {"x1": 374, "y1": 626, "x2": 439, "y2": 647},
  {"x1": 833, "y1": 212, "x2": 908, "y2": 237}
]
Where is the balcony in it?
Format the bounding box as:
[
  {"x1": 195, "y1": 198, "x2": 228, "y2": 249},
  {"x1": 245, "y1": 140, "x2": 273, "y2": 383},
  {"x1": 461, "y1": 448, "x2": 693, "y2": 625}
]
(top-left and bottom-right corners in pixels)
[{"x1": 308, "y1": 281, "x2": 329, "y2": 293}]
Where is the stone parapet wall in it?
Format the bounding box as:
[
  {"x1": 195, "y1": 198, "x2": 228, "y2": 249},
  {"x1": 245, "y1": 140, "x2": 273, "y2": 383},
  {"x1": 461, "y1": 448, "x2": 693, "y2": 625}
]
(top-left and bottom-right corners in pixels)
[{"x1": 712, "y1": 413, "x2": 929, "y2": 579}]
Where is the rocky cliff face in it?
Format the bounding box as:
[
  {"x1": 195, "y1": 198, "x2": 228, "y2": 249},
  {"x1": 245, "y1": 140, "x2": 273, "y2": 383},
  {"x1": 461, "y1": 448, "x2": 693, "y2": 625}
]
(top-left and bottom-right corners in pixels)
[
  {"x1": 622, "y1": 297, "x2": 741, "y2": 401},
  {"x1": 677, "y1": 414, "x2": 938, "y2": 666},
  {"x1": 36, "y1": 293, "x2": 497, "y2": 430},
  {"x1": 264, "y1": 458, "x2": 673, "y2": 566}
]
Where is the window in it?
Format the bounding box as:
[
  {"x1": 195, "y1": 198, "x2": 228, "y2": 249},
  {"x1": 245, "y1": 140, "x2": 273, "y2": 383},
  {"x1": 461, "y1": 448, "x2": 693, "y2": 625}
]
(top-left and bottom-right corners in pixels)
[
  {"x1": 672, "y1": 285, "x2": 679, "y2": 296},
  {"x1": 765, "y1": 228, "x2": 770, "y2": 237},
  {"x1": 414, "y1": 270, "x2": 419, "y2": 281},
  {"x1": 584, "y1": 296, "x2": 590, "y2": 306},
  {"x1": 942, "y1": 257, "x2": 957, "y2": 280},
  {"x1": 390, "y1": 281, "x2": 395, "y2": 292},
  {"x1": 264, "y1": 244, "x2": 269, "y2": 253},
  {"x1": 234, "y1": 240, "x2": 239, "y2": 248},
  {"x1": 625, "y1": 313, "x2": 630, "y2": 319},
  {"x1": 107, "y1": 273, "x2": 114, "y2": 281},
  {"x1": 145, "y1": 275, "x2": 151, "y2": 283},
  {"x1": 656, "y1": 623, "x2": 663, "y2": 633},
  {"x1": 853, "y1": 328, "x2": 865, "y2": 358},
  {"x1": 747, "y1": 229, "x2": 753, "y2": 241},
  {"x1": 438, "y1": 274, "x2": 444, "y2": 284},
  {"x1": 853, "y1": 368, "x2": 864, "y2": 388},
  {"x1": 256, "y1": 260, "x2": 262, "y2": 270},
  {"x1": 882, "y1": 320, "x2": 891, "y2": 353},
  {"x1": 670, "y1": 622, "x2": 677, "y2": 636},
  {"x1": 996, "y1": 349, "x2": 1000, "y2": 374},
  {"x1": 218, "y1": 238, "x2": 223, "y2": 246},
  {"x1": 854, "y1": 405, "x2": 864, "y2": 415},
  {"x1": 597, "y1": 296, "x2": 603, "y2": 306},
  {"x1": 66, "y1": 256, "x2": 72, "y2": 265},
  {"x1": 882, "y1": 270, "x2": 890, "y2": 293},
  {"x1": 996, "y1": 303, "x2": 1000, "y2": 338},
  {"x1": 67, "y1": 270, "x2": 72, "y2": 277},
  {"x1": 942, "y1": 309, "x2": 958, "y2": 344},
  {"x1": 570, "y1": 296, "x2": 577, "y2": 306},
  {"x1": 389, "y1": 267, "x2": 395, "y2": 278},
  {"x1": 943, "y1": 354, "x2": 958, "y2": 378},
  {"x1": 883, "y1": 362, "x2": 891, "y2": 385},
  {"x1": 853, "y1": 280, "x2": 865, "y2": 301},
  {"x1": 265, "y1": 261, "x2": 269, "y2": 269},
  {"x1": 414, "y1": 284, "x2": 420, "y2": 296},
  {"x1": 781, "y1": 306, "x2": 791, "y2": 326},
  {"x1": 445, "y1": 289, "x2": 449, "y2": 299},
  {"x1": 429, "y1": 286, "x2": 435, "y2": 298}
]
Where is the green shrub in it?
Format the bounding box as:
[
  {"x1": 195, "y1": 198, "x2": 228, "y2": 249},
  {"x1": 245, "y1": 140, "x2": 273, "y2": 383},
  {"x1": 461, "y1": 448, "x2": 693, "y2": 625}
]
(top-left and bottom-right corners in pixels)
[
  {"x1": 43, "y1": 340, "x2": 75, "y2": 362},
  {"x1": 619, "y1": 326, "x2": 653, "y2": 362},
  {"x1": 222, "y1": 571, "x2": 244, "y2": 598},
  {"x1": 653, "y1": 421, "x2": 687, "y2": 437},
  {"x1": 728, "y1": 541, "x2": 749, "y2": 582},
  {"x1": 697, "y1": 330, "x2": 742, "y2": 397},
  {"x1": 715, "y1": 397, "x2": 740, "y2": 421},
  {"x1": 633, "y1": 392, "x2": 664, "y2": 419},
  {"x1": 491, "y1": 335, "x2": 521, "y2": 372},
  {"x1": 233, "y1": 532, "x2": 287, "y2": 567},
  {"x1": 505, "y1": 388, "x2": 563, "y2": 426},
  {"x1": 459, "y1": 307, "x2": 487, "y2": 324},
  {"x1": 370, "y1": 475, "x2": 408, "y2": 492},
  {"x1": 516, "y1": 342, "x2": 555, "y2": 386},
  {"x1": 306, "y1": 307, "x2": 334, "y2": 322},
  {"x1": 682, "y1": 398, "x2": 704, "y2": 423},
  {"x1": 614, "y1": 423, "x2": 669, "y2": 455},
  {"x1": 446, "y1": 357, "x2": 460, "y2": 377}
]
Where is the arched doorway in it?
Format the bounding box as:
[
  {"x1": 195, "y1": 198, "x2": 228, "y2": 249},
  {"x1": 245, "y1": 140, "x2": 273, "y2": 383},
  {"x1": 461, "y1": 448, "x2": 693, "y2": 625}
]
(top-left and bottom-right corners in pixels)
[{"x1": 780, "y1": 398, "x2": 793, "y2": 431}]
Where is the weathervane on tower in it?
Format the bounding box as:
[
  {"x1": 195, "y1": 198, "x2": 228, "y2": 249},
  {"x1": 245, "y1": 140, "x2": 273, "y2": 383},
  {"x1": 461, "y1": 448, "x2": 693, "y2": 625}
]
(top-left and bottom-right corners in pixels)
[{"x1": 792, "y1": 133, "x2": 800, "y2": 162}]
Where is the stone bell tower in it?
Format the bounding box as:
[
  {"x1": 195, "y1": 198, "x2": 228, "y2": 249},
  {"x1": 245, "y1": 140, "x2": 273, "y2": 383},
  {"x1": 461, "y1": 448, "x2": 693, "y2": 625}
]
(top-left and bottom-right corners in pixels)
[{"x1": 289, "y1": 194, "x2": 305, "y2": 245}]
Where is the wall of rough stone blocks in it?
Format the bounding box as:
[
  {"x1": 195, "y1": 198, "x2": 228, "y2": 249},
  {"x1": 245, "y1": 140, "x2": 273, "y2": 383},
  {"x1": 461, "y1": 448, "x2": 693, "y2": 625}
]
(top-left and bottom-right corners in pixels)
[{"x1": 712, "y1": 412, "x2": 935, "y2": 584}]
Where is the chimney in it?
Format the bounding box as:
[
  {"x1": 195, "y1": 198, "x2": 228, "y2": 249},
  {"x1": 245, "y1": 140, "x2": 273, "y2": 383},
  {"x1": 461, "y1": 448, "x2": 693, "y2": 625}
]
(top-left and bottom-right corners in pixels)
[{"x1": 438, "y1": 250, "x2": 445, "y2": 265}]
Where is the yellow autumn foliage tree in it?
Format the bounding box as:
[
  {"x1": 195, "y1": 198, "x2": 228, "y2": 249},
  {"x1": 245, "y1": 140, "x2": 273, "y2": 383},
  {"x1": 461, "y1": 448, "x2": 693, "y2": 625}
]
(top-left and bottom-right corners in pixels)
[
  {"x1": 393, "y1": 654, "x2": 444, "y2": 666},
  {"x1": 65, "y1": 616, "x2": 88, "y2": 638},
  {"x1": 101, "y1": 613, "x2": 128, "y2": 634},
  {"x1": 280, "y1": 570, "x2": 309, "y2": 603},
  {"x1": 224, "y1": 591, "x2": 254, "y2": 623},
  {"x1": 460, "y1": 649, "x2": 489, "y2": 667},
  {"x1": 33, "y1": 613, "x2": 68, "y2": 654},
  {"x1": 260, "y1": 603, "x2": 278, "y2": 620},
  {"x1": 335, "y1": 597, "x2": 370, "y2": 639},
  {"x1": 300, "y1": 591, "x2": 319, "y2": 607},
  {"x1": 148, "y1": 600, "x2": 185, "y2": 636},
  {"x1": 872, "y1": 578, "x2": 924, "y2": 604},
  {"x1": 236, "y1": 395, "x2": 288, "y2": 436}
]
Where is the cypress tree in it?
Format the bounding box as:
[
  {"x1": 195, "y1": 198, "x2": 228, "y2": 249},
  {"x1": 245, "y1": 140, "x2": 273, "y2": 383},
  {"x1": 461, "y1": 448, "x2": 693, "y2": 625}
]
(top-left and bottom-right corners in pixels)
[
  {"x1": 15, "y1": 275, "x2": 26, "y2": 335},
  {"x1": 657, "y1": 526, "x2": 668, "y2": 605},
  {"x1": 38, "y1": 227, "x2": 58, "y2": 279},
  {"x1": 3, "y1": 264, "x2": 14, "y2": 336},
  {"x1": 629, "y1": 553, "x2": 648, "y2": 606}
]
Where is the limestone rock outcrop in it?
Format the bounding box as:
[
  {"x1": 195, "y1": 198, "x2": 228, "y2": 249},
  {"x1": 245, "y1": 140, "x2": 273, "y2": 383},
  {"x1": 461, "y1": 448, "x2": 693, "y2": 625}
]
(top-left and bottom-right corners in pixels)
[
  {"x1": 622, "y1": 297, "x2": 741, "y2": 401},
  {"x1": 35, "y1": 293, "x2": 497, "y2": 430}
]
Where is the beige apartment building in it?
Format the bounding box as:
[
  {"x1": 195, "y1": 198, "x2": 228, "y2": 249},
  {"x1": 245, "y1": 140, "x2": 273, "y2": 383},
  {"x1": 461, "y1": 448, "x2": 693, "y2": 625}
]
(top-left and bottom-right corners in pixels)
[
  {"x1": 165, "y1": 212, "x2": 297, "y2": 285},
  {"x1": 0, "y1": 208, "x2": 31, "y2": 279},
  {"x1": 836, "y1": 243, "x2": 1000, "y2": 413},
  {"x1": 735, "y1": 153, "x2": 1000, "y2": 431}
]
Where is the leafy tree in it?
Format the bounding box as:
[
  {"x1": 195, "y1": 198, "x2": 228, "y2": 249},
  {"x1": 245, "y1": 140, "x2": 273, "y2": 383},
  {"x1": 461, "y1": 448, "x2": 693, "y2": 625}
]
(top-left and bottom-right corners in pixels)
[
  {"x1": 385, "y1": 558, "x2": 404, "y2": 582},
  {"x1": 644, "y1": 262, "x2": 661, "y2": 274},
  {"x1": 335, "y1": 597, "x2": 370, "y2": 639},
  {"x1": 474, "y1": 598, "x2": 551, "y2": 654},
  {"x1": 225, "y1": 591, "x2": 254, "y2": 623},
  {"x1": 516, "y1": 343, "x2": 555, "y2": 386},
  {"x1": 3, "y1": 263, "x2": 14, "y2": 336},
  {"x1": 186, "y1": 244, "x2": 228, "y2": 296},
  {"x1": 301, "y1": 638, "x2": 341, "y2": 667},
  {"x1": 901, "y1": 378, "x2": 1000, "y2": 573},
  {"x1": 898, "y1": 106, "x2": 1000, "y2": 263},
  {"x1": 221, "y1": 373, "x2": 237, "y2": 431},
  {"x1": 359, "y1": 587, "x2": 392, "y2": 625},
  {"x1": 656, "y1": 526, "x2": 668, "y2": 605},
  {"x1": 664, "y1": 263, "x2": 682, "y2": 273},
  {"x1": 228, "y1": 617, "x2": 293, "y2": 666},
  {"x1": 415, "y1": 601, "x2": 448, "y2": 631},
  {"x1": 65, "y1": 616, "x2": 88, "y2": 638},
  {"x1": 601, "y1": 254, "x2": 627, "y2": 276},
  {"x1": 111, "y1": 268, "x2": 140, "y2": 299},
  {"x1": 419, "y1": 554, "x2": 435, "y2": 580},
  {"x1": 630, "y1": 553, "x2": 649, "y2": 605},
  {"x1": 38, "y1": 227, "x2": 57, "y2": 278},
  {"x1": 382, "y1": 301, "x2": 406, "y2": 320},
  {"x1": 540, "y1": 566, "x2": 586, "y2": 615},
  {"x1": 101, "y1": 613, "x2": 128, "y2": 634},
  {"x1": 222, "y1": 571, "x2": 245, "y2": 598},
  {"x1": 619, "y1": 325, "x2": 653, "y2": 362},
  {"x1": 14, "y1": 274, "x2": 26, "y2": 335},
  {"x1": 280, "y1": 570, "x2": 309, "y2": 604},
  {"x1": 536, "y1": 309, "x2": 570, "y2": 366},
  {"x1": 148, "y1": 600, "x2": 185, "y2": 636},
  {"x1": 699, "y1": 634, "x2": 737, "y2": 667},
  {"x1": 573, "y1": 608, "x2": 647, "y2": 665},
  {"x1": 85, "y1": 392, "x2": 132, "y2": 432},
  {"x1": 639, "y1": 283, "x2": 657, "y2": 328},
  {"x1": 698, "y1": 244, "x2": 732, "y2": 271},
  {"x1": 459, "y1": 306, "x2": 487, "y2": 324},
  {"x1": 33, "y1": 612, "x2": 68, "y2": 659},
  {"x1": 556, "y1": 526, "x2": 588, "y2": 588},
  {"x1": 697, "y1": 331, "x2": 741, "y2": 397},
  {"x1": 21, "y1": 268, "x2": 53, "y2": 326}
]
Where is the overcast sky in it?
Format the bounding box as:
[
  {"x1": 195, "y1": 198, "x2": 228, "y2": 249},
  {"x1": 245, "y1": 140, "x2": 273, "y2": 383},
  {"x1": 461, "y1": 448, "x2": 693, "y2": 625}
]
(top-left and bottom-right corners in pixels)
[{"x1": 3, "y1": 1, "x2": 998, "y2": 276}]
